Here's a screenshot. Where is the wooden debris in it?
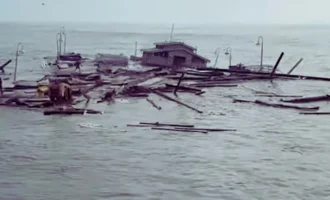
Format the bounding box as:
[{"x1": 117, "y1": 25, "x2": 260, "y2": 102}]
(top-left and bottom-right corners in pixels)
[
  {"x1": 152, "y1": 90, "x2": 203, "y2": 113},
  {"x1": 256, "y1": 94, "x2": 303, "y2": 98},
  {"x1": 300, "y1": 112, "x2": 330, "y2": 115},
  {"x1": 287, "y1": 58, "x2": 303, "y2": 74},
  {"x1": 151, "y1": 127, "x2": 208, "y2": 134},
  {"x1": 44, "y1": 108, "x2": 102, "y2": 115},
  {"x1": 139, "y1": 122, "x2": 194, "y2": 128},
  {"x1": 0, "y1": 60, "x2": 12, "y2": 73},
  {"x1": 146, "y1": 98, "x2": 162, "y2": 110},
  {"x1": 195, "y1": 91, "x2": 205, "y2": 95},
  {"x1": 196, "y1": 67, "x2": 330, "y2": 82},
  {"x1": 270, "y1": 52, "x2": 284, "y2": 79},
  {"x1": 281, "y1": 95, "x2": 330, "y2": 103},
  {"x1": 233, "y1": 99, "x2": 319, "y2": 111},
  {"x1": 174, "y1": 73, "x2": 185, "y2": 95},
  {"x1": 174, "y1": 127, "x2": 236, "y2": 132}
]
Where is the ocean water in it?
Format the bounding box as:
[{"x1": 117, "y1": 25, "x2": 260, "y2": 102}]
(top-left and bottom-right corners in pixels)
[{"x1": 1, "y1": 22, "x2": 330, "y2": 200}]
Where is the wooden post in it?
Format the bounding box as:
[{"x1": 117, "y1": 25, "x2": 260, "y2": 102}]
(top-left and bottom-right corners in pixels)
[
  {"x1": 134, "y1": 41, "x2": 138, "y2": 57},
  {"x1": 174, "y1": 73, "x2": 185, "y2": 95},
  {"x1": 270, "y1": 52, "x2": 284, "y2": 79},
  {"x1": 287, "y1": 58, "x2": 303, "y2": 74}
]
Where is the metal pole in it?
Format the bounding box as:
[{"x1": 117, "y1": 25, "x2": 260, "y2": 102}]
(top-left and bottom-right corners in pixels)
[
  {"x1": 135, "y1": 41, "x2": 138, "y2": 57},
  {"x1": 61, "y1": 27, "x2": 66, "y2": 54},
  {"x1": 63, "y1": 32, "x2": 66, "y2": 54},
  {"x1": 261, "y1": 40, "x2": 264, "y2": 67},
  {"x1": 213, "y1": 48, "x2": 220, "y2": 68},
  {"x1": 14, "y1": 43, "x2": 23, "y2": 82},
  {"x1": 229, "y1": 53, "x2": 232, "y2": 66},
  {"x1": 170, "y1": 24, "x2": 174, "y2": 42}
]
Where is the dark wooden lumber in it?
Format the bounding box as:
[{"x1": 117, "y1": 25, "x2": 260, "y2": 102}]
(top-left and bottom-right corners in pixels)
[
  {"x1": 270, "y1": 52, "x2": 284, "y2": 79},
  {"x1": 0, "y1": 60, "x2": 12, "y2": 73},
  {"x1": 152, "y1": 90, "x2": 203, "y2": 113},
  {"x1": 174, "y1": 73, "x2": 185, "y2": 95},
  {"x1": 233, "y1": 99, "x2": 319, "y2": 111},
  {"x1": 193, "y1": 84, "x2": 238, "y2": 88},
  {"x1": 146, "y1": 98, "x2": 162, "y2": 110},
  {"x1": 300, "y1": 112, "x2": 330, "y2": 115},
  {"x1": 196, "y1": 68, "x2": 330, "y2": 82},
  {"x1": 44, "y1": 108, "x2": 102, "y2": 115},
  {"x1": 281, "y1": 95, "x2": 330, "y2": 103},
  {"x1": 256, "y1": 94, "x2": 304, "y2": 98},
  {"x1": 165, "y1": 84, "x2": 201, "y2": 92},
  {"x1": 151, "y1": 127, "x2": 208, "y2": 134},
  {"x1": 139, "y1": 122, "x2": 194, "y2": 128},
  {"x1": 174, "y1": 127, "x2": 236, "y2": 132},
  {"x1": 287, "y1": 58, "x2": 303, "y2": 74}
]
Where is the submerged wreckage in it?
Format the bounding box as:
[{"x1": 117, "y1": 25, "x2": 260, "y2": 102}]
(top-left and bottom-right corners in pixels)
[{"x1": 1, "y1": 27, "x2": 330, "y2": 134}]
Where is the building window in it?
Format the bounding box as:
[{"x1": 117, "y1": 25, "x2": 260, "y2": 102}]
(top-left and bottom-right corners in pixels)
[{"x1": 154, "y1": 52, "x2": 168, "y2": 58}]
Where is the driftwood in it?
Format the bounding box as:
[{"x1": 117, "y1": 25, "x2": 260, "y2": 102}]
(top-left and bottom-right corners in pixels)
[
  {"x1": 270, "y1": 52, "x2": 284, "y2": 79},
  {"x1": 0, "y1": 60, "x2": 12, "y2": 73},
  {"x1": 174, "y1": 73, "x2": 185, "y2": 95},
  {"x1": 151, "y1": 127, "x2": 208, "y2": 134},
  {"x1": 196, "y1": 67, "x2": 330, "y2": 82},
  {"x1": 174, "y1": 127, "x2": 236, "y2": 132},
  {"x1": 195, "y1": 91, "x2": 205, "y2": 95},
  {"x1": 192, "y1": 84, "x2": 238, "y2": 88},
  {"x1": 256, "y1": 94, "x2": 303, "y2": 98},
  {"x1": 44, "y1": 108, "x2": 102, "y2": 115},
  {"x1": 139, "y1": 122, "x2": 194, "y2": 128},
  {"x1": 281, "y1": 95, "x2": 330, "y2": 103},
  {"x1": 233, "y1": 99, "x2": 319, "y2": 111},
  {"x1": 287, "y1": 58, "x2": 303, "y2": 74},
  {"x1": 152, "y1": 90, "x2": 203, "y2": 113},
  {"x1": 300, "y1": 112, "x2": 330, "y2": 115},
  {"x1": 165, "y1": 84, "x2": 201, "y2": 92},
  {"x1": 146, "y1": 98, "x2": 162, "y2": 110}
]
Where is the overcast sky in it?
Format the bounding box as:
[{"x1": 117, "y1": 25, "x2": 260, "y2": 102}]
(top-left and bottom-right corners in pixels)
[{"x1": 1, "y1": 0, "x2": 330, "y2": 24}]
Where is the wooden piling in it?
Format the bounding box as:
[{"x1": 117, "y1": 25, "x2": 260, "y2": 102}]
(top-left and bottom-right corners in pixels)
[{"x1": 270, "y1": 52, "x2": 284, "y2": 79}]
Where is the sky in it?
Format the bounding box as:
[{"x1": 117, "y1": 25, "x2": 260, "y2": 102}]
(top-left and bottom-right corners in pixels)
[{"x1": 0, "y1": 0, "x2": 330, "y2": 24}]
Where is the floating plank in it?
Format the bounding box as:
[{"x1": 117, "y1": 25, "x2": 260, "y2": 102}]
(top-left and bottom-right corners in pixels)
[
  {"x1": 152, "y1": 90, "x2": 203, "y2": 113},
  {"x1": 146, "y1": 98, "x2": 162, "y2": 110},
  {"x1": 151, "y1": 127, "x2": 208, "y2": 134},
  {"x1": 174, "y1": 127, "x2": 236, "y2": 132},
  {"x1": 44, "y1": 108, "x2": 102, "y2": 115},
  {"x1": 281, "y1": 95, "x2": 330, "y2": 103},
  {"x1": 139, "y1": 122, "x2": 194, "y2": 128},
  {"x1": 233, "y1": 99, "x2": 319, "y2": 111},
  {"x1": 300, "y1": 112, "x2": 330, "y2": 115}
]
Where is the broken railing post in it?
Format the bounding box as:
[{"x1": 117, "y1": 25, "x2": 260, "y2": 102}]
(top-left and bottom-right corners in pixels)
[
  {"x1": 174, "y1": 73, "x2": 185, "y2": 95},
  {"x1": 287, "y1": 58, "x2": 303, "y2": 74},
  {"x1": 270, "y1": 52, "x2": 284, "y2": 79}
]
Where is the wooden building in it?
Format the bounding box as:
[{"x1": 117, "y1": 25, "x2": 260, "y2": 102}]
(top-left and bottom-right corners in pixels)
[{"x1": 141, "y1": 42, "x2": 210, "y2": 68}]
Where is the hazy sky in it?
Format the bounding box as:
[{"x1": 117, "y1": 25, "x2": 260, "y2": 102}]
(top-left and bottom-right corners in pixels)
[{"x1": 1, "y1": 0, "x2": 330, "y2": 24}]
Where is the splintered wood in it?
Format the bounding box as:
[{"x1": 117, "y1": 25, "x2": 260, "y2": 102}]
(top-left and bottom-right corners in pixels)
[{"x1": 126, "y1": 122, "x2": 236, "y2": 134}]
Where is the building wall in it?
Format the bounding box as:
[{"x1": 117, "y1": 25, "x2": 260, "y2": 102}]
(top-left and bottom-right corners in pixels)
[
  {"x1": 141, "y1": 50, "x2": 207, "y2": 68},
  {"x1": 156, "y1": 44, "x2": 195, "y2": 52},
  {"x1": 141, "y1": 52, "x2": 170, "y2": 67}
]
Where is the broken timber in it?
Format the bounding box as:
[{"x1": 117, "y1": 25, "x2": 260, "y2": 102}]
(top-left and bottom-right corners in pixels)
[
  {"x1": 196, "y1": 68, "x2": 330, "y2": 82},
  {"x1": 146, "y1": 98, "x2": 162, "y2": 110},
  {"x1": 152, "y1": 90, "x2": 203, "y2": 113},
  {"x1": 233, "y1": 99, "x2": 319, "y2": 111},
  {"x1": 281, "y1": 95, "x2": 330, "y2": 103}
]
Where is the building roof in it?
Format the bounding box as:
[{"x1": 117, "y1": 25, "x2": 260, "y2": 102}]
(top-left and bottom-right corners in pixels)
[
  {"x1": 154, "y1": 41, "x2": 197, "y2": 51},
  {"x1": 141, "y1": 48, "x2": 210, "y2": 62}
]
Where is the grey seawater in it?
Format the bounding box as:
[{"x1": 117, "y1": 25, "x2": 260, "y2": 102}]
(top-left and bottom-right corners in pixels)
[{"x1": 1, "y1": 22, "x2": 330, "y2": 200}]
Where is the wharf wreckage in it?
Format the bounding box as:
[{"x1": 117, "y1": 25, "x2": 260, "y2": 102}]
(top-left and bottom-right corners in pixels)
[{"x1": 0, "y1": 28, "x2": 329, "y2": 134}]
